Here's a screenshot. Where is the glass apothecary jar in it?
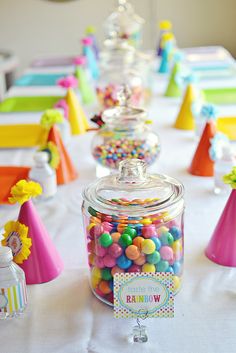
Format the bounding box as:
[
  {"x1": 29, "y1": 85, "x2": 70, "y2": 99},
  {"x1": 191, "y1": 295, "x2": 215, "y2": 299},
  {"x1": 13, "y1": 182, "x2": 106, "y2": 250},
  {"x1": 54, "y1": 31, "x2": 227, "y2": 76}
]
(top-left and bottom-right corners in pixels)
[
  {"x1": 97, "y1": 38, "x2": 146, "y2": 109},
  {"x1": 82, "y1": 159, "x2": 185, "y2": 306},
  {"x1": 92, "y1": 88, "x2": 160, "y2": 176}
]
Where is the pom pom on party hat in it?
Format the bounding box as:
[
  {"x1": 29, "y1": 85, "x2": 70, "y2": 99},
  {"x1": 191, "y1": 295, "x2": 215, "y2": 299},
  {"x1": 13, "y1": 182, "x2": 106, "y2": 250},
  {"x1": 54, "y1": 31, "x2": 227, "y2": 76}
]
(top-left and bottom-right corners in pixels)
[
  {"x1": 47, "y1": 125, "x2": 78, "y2": 185},
  {"x1": 174, "y1": 83, "x2": 197, "y2": 130},
  {"x1": 205, "y1": 167, "x2": 236, "y2": 267},
  {"x1": 188, "y1": 119, "x2": 216, "y2": 176},
  {"x1": 65, "y1": 88, "x2": 90, "y2": 135},
  {"x1": 9, "y1": 180, "x2": 64, "y2": 284}
]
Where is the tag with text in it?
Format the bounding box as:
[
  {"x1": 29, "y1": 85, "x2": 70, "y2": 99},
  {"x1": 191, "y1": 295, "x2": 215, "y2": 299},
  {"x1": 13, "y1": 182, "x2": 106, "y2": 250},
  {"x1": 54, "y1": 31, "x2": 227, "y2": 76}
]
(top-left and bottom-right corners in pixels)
[{"x1": 114, "y1": 272, "x2": 174, "y2": 319}]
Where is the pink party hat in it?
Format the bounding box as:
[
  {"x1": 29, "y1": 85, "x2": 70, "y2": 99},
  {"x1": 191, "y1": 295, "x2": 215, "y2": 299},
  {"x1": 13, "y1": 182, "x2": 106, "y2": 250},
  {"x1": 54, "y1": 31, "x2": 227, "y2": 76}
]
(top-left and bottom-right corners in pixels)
[
  {"x1": 8, "y1": 180, "x2": 63, "y2": 284},
  {"x1": 18, "y1": 200, "x2": 64, "y2": 283},
  {"x1": 205, "y1": 169, "x2": 236, "y2": 267}
]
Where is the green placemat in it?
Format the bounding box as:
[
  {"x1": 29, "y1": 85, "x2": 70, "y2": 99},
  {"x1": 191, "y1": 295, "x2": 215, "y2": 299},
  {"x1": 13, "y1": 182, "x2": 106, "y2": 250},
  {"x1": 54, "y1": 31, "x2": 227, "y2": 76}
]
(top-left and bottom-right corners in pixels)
[
  {"x1": 0, "y1": 96, "x2": 62, "y2": 112},
  {"x1": 202, "y1": 88, "x2": 236, "y2": 104}
]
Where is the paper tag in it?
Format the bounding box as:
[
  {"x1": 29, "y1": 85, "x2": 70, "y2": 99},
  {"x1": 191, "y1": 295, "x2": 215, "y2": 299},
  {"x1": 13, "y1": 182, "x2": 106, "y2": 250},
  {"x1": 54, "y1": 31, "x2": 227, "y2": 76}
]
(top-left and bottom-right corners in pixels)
[{"x1": 114, "y1": 273, "x2": 174, "y2": 319}]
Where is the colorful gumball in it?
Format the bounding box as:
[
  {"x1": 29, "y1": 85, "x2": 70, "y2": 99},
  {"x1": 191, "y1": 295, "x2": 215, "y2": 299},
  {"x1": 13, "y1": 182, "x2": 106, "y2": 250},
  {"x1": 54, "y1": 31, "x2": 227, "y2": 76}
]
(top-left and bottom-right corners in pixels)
[
  {"x1": 99, "y1": 280, "x2": 112, "y2": 294},
  {"x1": 99, "y1": 233, "x2": 113, "y2": 248},
  {"x1": 108, "y1": 243, "x2": 123, "y2": 258},
  {"x1": 132, "y1": 236, "x2": 144, "y2": 250},
  {"x1": 160, "y1": 246, "x2": 174, "y2": 261},
  {"x1": 125, "y1": 245, "x2": 140, "y2": 260},
  {"x1": 156, "y1": 260, "x2": 169, "y2": 272},
  {"x1": 103, "y1": 254, "x2": 116, "y2": 268},
  {"x1": 116, "y1": 254, "x2": 132, "y2": 269},
  {"x1": 147, "y1": 251, "x2": 161, "y2": 264},
  {"x1": 134, "y1": 253, "x2": 146, "y2": 265},
  {"x1": 142, "y1": 263, "x2": 156, "y2": 272},
  {"x1": 169, "y1": 226, "x2": 182, "y2": 240},
  {"x1": 119, "y1": 233, "x2": 133, "y2": 248},
  {"x1": 111, "y1": 266, "x2": 125, "y2": 276},
  {"x1": 123, "y1": 226, "x2": 137, "y2": 238},
  {"x1": 142, "y1": 225, "x2": 157, "y2": 238},
  {"x1": 141, "y1": 239, "x2": 156, "y2": 254},
  {"x1": 101, "y1": 268, "x2": 112, "y2": 280},
  {"x1": 111, "y1": 232, "x2": 121, "y2": 243},
  {"x1": 150, "y1": 237, "x2": 161, "y2": 251},
  {"x1": 127, "y1": 264, "x2": 142, "y2": 273}
]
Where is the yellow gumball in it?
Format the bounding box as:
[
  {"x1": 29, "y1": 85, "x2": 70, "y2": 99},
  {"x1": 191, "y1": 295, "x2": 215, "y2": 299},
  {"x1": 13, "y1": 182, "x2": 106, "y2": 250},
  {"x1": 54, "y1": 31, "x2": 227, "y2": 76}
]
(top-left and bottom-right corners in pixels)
[
  {"x1": 140, "y1": 218, "x2": 152, "y2": 225},
  {"x1": 142, "y1": 263, "x2": 156, "y2": 273},
  {"x1": 87, "y1": 223, "x2": 96, "y2": 231},
  {"x1": 172, "y1": 240, "x2": 183, "y2": 254},
  {"x1": 173, "y1": 276, "x2": 181, "y2": 293},
  {"x1": 141, "y1": 239, "x2": 156, "y2": 254},
  {"x1": 91, "y1": 266, "x2": 102, "y2": 279}
]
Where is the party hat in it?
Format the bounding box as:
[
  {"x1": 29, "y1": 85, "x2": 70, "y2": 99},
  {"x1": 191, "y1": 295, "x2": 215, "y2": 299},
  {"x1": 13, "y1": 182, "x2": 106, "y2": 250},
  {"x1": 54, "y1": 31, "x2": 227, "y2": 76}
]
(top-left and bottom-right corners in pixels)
[
  {"x1": 47, "y1": 125, "x2": 78, "y2": 185},
  {"x1": 158, "y1": 33, "x2": 174, "y2": 74},
  {"x1": 165, "y1": 61, "x2": 182, "y2": 97},
  {"x1": 205, "y1": 168, "x2": 236, "y2": 266},
  {"x1": 157, "y1": 20, "x2": 172, "y2": 56},
  {"x1": 8, "y1": 180, "x2": 63, "y2": 284},
  {"x1": 174, "y1": 84, "x2": 197, "y2": 130},
  {"x1": 86, "y1": 26, "x2": 99, "y2": 59},
  {"x1": 188, "y1": 120, "x2": 216, "y2": 176},
  {"x1": 82, "y1": 37, "x2": 99, "y2": 80},
  {"x1": 74, "y1": 57, "x2": 96, "y2": 105},
  {"x1": 65, "y1": 88, "x2": 90, "y2": 135}
]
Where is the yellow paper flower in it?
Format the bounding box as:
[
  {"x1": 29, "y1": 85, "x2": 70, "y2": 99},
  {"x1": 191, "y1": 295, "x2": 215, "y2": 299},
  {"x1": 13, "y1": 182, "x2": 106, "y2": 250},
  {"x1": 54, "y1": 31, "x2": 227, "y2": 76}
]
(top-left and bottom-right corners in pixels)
[
  {"x1": 39, "y1": 141, "x2": 60, "y2": 169},
  {"x1": 223, "y1": 167, "x2": 236, "y2": 189},
  {"x1": 40, "y1": 109, "x2": 64, "y2": 129},
  {"x1": 9, "y1": 180, "x2": 42, "y2": 205},
  {"x1": 2, "y1": 221, "x2": 32, "y2": 264}
]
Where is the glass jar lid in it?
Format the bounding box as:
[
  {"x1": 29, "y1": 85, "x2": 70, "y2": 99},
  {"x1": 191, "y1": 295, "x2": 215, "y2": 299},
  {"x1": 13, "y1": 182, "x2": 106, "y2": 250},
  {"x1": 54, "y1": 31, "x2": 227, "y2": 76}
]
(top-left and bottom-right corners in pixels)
[
  {"x1": 102, "y1": 86, "x2": 146, "y2": 125},
  {"x1": 83, "y1": 159, "x2": 184, "y2": 217}
]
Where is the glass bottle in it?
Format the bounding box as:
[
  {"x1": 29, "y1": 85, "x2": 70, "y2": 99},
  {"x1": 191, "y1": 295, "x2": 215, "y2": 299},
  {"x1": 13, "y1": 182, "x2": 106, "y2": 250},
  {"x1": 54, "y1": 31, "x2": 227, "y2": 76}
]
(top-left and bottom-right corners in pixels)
[
  {"x1": 0, "y1": 246, "x2": 27, "y2": 319},
  {"x1": 91, "y1": 87, "x2": 160, "y2": 177},
  {"x1": 82, "y1": 159, "x2": 185, "y2": 306},
  {"x1": 29, "y1": 152, "x2": 57, "y2": 199},
  {"x1": 214, "y1": 145, "x2": 236, "y2": 194}
]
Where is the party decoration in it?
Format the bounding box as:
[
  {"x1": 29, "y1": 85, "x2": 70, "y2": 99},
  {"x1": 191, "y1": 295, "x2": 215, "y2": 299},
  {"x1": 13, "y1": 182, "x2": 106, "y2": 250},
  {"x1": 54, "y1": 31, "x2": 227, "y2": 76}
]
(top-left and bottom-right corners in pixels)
[
  {"x1": 174, "y1": 83, "x2": 199, "y2": 130},
  {"x1": 40, "y1": 109, "x2": 64, "y2": 130},
  {"x1": 74, "y1": 56, "x2": 96, "y2": 105},
  {"x1": 57, "y1": 75, "x2": 78, "y2": 89},
  {"x1": 209, "y1": 132, "x2": 229, "y2": 162},
  {"x1": 0, "y1": 167, "x2": 30, "y2": 205},
  {"x1": 65, "y1": 88, "x2": 90, "y2": 135},
  {"x1": 205, "y1": 167, "x2": 236, "y2": 266},
  {"x1": 2, "y1": 221, "x2": 31, "y2": 264},
  {"x1": 158, "y1": 33, "x2": 174, "y2": 74},
  {"x1": 47, "y1": 125, "x2": 78, "y2": 185},
  {"x1": 54, "y1": 99, "x2": 69, "y2": 119},
  {"x1": 157, "y1": 20, "x2": 172, "y2": 56},
  {"x1": 86, "y1": 25, "x2": 99, "y2": 59},
  {"x1": 165, "y1": 52, "x2": 183, "y2": 97},
  {"x1": 82, "y1": 37, "x2": 99, "y2": 80},
  {"x1": 189, "y1": 120, "x2": 217, "y2": 176},
  {"x1": 39, "y1": 141, "x2": 60, "y2": 169},
  {"x1": 9, "y1": 180, "x2": 64, "y2": 284}
]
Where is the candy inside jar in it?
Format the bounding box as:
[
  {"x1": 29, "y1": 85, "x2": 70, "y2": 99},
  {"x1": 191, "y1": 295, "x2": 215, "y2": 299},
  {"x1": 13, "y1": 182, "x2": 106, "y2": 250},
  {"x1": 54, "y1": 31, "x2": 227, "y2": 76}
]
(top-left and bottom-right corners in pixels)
[
  {"x1": 82, "y1": 159, "x2": 185, "y2": 306},
  {"x1": 91, "y1": 87, "x2": 160, "y2": 176}
]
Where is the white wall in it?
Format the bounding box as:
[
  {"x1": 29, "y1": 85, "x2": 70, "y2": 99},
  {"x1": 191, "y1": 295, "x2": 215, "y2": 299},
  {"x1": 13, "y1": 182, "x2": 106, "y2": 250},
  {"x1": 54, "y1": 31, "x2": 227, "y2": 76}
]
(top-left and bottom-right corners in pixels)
[{"x1": 0, "y1": 0, "x2": 235, "y2": 74}]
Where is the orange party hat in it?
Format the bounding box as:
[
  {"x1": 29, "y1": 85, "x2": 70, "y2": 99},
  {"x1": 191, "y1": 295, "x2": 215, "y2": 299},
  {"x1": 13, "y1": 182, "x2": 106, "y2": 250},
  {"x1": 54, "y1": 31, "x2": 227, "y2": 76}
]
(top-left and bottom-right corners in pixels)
[
  {"x1": 47, "y1": 125, "x2": 78, "y2": 185},
  {"x1": 189, "y1": 120, "x2": 216, "y2": 176}
]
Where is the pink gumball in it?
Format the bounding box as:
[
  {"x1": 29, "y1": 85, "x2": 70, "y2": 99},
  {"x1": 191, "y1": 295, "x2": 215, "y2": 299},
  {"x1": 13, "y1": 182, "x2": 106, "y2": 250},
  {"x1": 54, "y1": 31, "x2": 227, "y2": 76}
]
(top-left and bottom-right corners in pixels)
[
  {"x1": 142, "y1": 225, "x2": 157, "y2": 238},
  {"x1": 103, "y1": 254, "x2": 116, "y2": 268},
  {"x1": 102, "y1": 222, "x2": 113, "y2": 233},
  {"x1": 95, "y1": 257, "x2": 105, "y2": 269},
  {"x1": 160, "y1": 246, "x2": 174, "y2": 262},
  {"x1": 108, "y1": 243, "x2": 123, "y2": 258},
  {"x1": 95, "y1": 244, "x2": 107, "y2": 257},
  {"x1": 127, "y1": 264, "x2": 142, "y2": 273},
  {"x1": 90, "y1": 224, "x2": 104, "y2": 238}
]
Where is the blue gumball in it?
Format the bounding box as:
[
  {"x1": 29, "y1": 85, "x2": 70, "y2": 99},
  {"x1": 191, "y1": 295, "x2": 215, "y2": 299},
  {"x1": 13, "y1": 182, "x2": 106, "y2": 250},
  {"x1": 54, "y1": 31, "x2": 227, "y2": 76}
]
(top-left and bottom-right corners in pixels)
[
  {"x1": 169, "y1": 226, "x2": 182, "y2": 240},
  {"x1": 150, "y1": 237, "x2": 161, "y2": 251},
  {"x1": 116, "y1": 255, "x2": 132, "y2": 269},
  {"x1": 173, "y1": 261, "x2": 182, "y2": 275}
]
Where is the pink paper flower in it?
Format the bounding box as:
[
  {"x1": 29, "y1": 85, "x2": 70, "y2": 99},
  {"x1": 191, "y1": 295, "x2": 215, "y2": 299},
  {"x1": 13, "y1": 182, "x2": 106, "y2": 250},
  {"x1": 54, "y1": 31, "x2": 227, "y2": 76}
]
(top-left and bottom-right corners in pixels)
[{"x1": 57, "y1": 75, "x2": 78, "y2": 89}]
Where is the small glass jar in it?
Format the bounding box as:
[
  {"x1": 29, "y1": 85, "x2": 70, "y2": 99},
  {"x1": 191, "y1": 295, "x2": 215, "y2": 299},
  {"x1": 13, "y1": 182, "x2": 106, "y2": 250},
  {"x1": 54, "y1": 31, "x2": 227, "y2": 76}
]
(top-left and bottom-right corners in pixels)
[
  {"x1": 92, "y1": 88, "x2": 160, "y2": 176},
  {"x1": 82, "y1": 159, "x2": 185, "y2": 306}
]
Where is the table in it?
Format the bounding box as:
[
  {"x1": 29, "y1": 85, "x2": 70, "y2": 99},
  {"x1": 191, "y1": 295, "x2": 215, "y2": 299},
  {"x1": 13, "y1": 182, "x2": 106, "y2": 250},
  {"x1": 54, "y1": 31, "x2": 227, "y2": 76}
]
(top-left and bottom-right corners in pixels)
[{"x1": 0, "y1": 71, "x2": 236, "y2": 353}]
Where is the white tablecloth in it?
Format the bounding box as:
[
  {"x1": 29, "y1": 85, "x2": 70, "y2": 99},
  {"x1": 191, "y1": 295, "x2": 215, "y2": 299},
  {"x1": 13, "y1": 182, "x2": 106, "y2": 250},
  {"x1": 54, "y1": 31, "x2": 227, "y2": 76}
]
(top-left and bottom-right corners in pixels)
[{"x1": 0, "y1": 73, "x2": 236, "y2": 353}]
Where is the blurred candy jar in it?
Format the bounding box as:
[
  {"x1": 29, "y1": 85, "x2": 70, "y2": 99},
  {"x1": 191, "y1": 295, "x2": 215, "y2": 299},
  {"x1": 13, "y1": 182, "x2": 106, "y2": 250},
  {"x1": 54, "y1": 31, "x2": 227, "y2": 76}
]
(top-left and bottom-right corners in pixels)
[
  {"x1": 82, "y1": 159, "x2": 185, "y2": 305},
  {"x1": 104, "y1": 0, "x2": 145, "y2": 49},
  {"x1": 91, "y1": 87, "x2": 160, "y2": 177}
]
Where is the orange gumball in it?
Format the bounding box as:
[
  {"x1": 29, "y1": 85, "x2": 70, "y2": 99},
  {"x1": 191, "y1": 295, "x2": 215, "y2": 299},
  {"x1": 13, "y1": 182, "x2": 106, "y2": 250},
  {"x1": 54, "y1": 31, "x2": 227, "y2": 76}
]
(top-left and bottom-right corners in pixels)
[
  {"x1": 111, "y1": 232, "x2": 121, "y2": 243},
  {"x1": 99, "y1": 280, "x2": 112, "y2": 294},
  {"x1": 133, "y1": 236, "x2": 144, "y2": 250},
  {"x1": 134, "y1": 253, "x2": 146, "y2": 266},
  {"x1": 88, "y1": 253, "x2": 95, "y2": 266},
  {"x1": 117, "y1": 224, "x2": 126, "y2": 233},
  {"x1": 111, "y1": 266, "x2": 125, "y2": 276},
  {"x1": 125, "y1": 245, "x2": 140, "y2": 260}
]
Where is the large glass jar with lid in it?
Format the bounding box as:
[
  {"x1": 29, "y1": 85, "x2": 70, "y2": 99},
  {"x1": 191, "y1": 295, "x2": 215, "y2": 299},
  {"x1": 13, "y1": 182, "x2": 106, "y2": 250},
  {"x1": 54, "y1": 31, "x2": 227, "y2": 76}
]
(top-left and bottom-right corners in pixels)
[
  {"x1": 92, "y1": 87, "x2": 160, "y2": 177},
  {"x1": 82, "y1": 159, "x2": 185, "y2": 306}
]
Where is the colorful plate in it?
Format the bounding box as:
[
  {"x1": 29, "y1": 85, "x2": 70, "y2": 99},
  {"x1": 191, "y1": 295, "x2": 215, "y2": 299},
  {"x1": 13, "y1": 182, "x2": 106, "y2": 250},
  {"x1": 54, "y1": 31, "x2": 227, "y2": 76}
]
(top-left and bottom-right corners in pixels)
[
  {"x1": 0, "y1": 96, "x2": 62, "y2": 112},
  {"x1": 202, "y1": 88, "x2": 236, "y2": 104},
  {"x1": 14, "y1": 73, "x2": 66, "y2": 87},
  {"x1": 0, "y1": 167, "x2": 30, "y2": 204}
]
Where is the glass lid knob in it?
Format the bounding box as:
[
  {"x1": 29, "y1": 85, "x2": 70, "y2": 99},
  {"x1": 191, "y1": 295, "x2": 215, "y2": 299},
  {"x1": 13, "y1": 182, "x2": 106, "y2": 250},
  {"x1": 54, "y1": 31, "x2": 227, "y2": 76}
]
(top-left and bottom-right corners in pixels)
[{"x1": 117, "y1": 159, "x2": 147, "y2": 183}]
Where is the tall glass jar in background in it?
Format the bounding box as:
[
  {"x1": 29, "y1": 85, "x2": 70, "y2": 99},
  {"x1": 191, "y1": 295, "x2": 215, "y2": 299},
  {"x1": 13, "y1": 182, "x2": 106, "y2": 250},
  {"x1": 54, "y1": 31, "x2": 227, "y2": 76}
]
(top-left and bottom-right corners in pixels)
[
  {"x1": 92, "y1": 87, "x2": 160, "y2": 177},
  {"x1": 82, "y1": 159, "x2": 185, "y2": 306}
]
